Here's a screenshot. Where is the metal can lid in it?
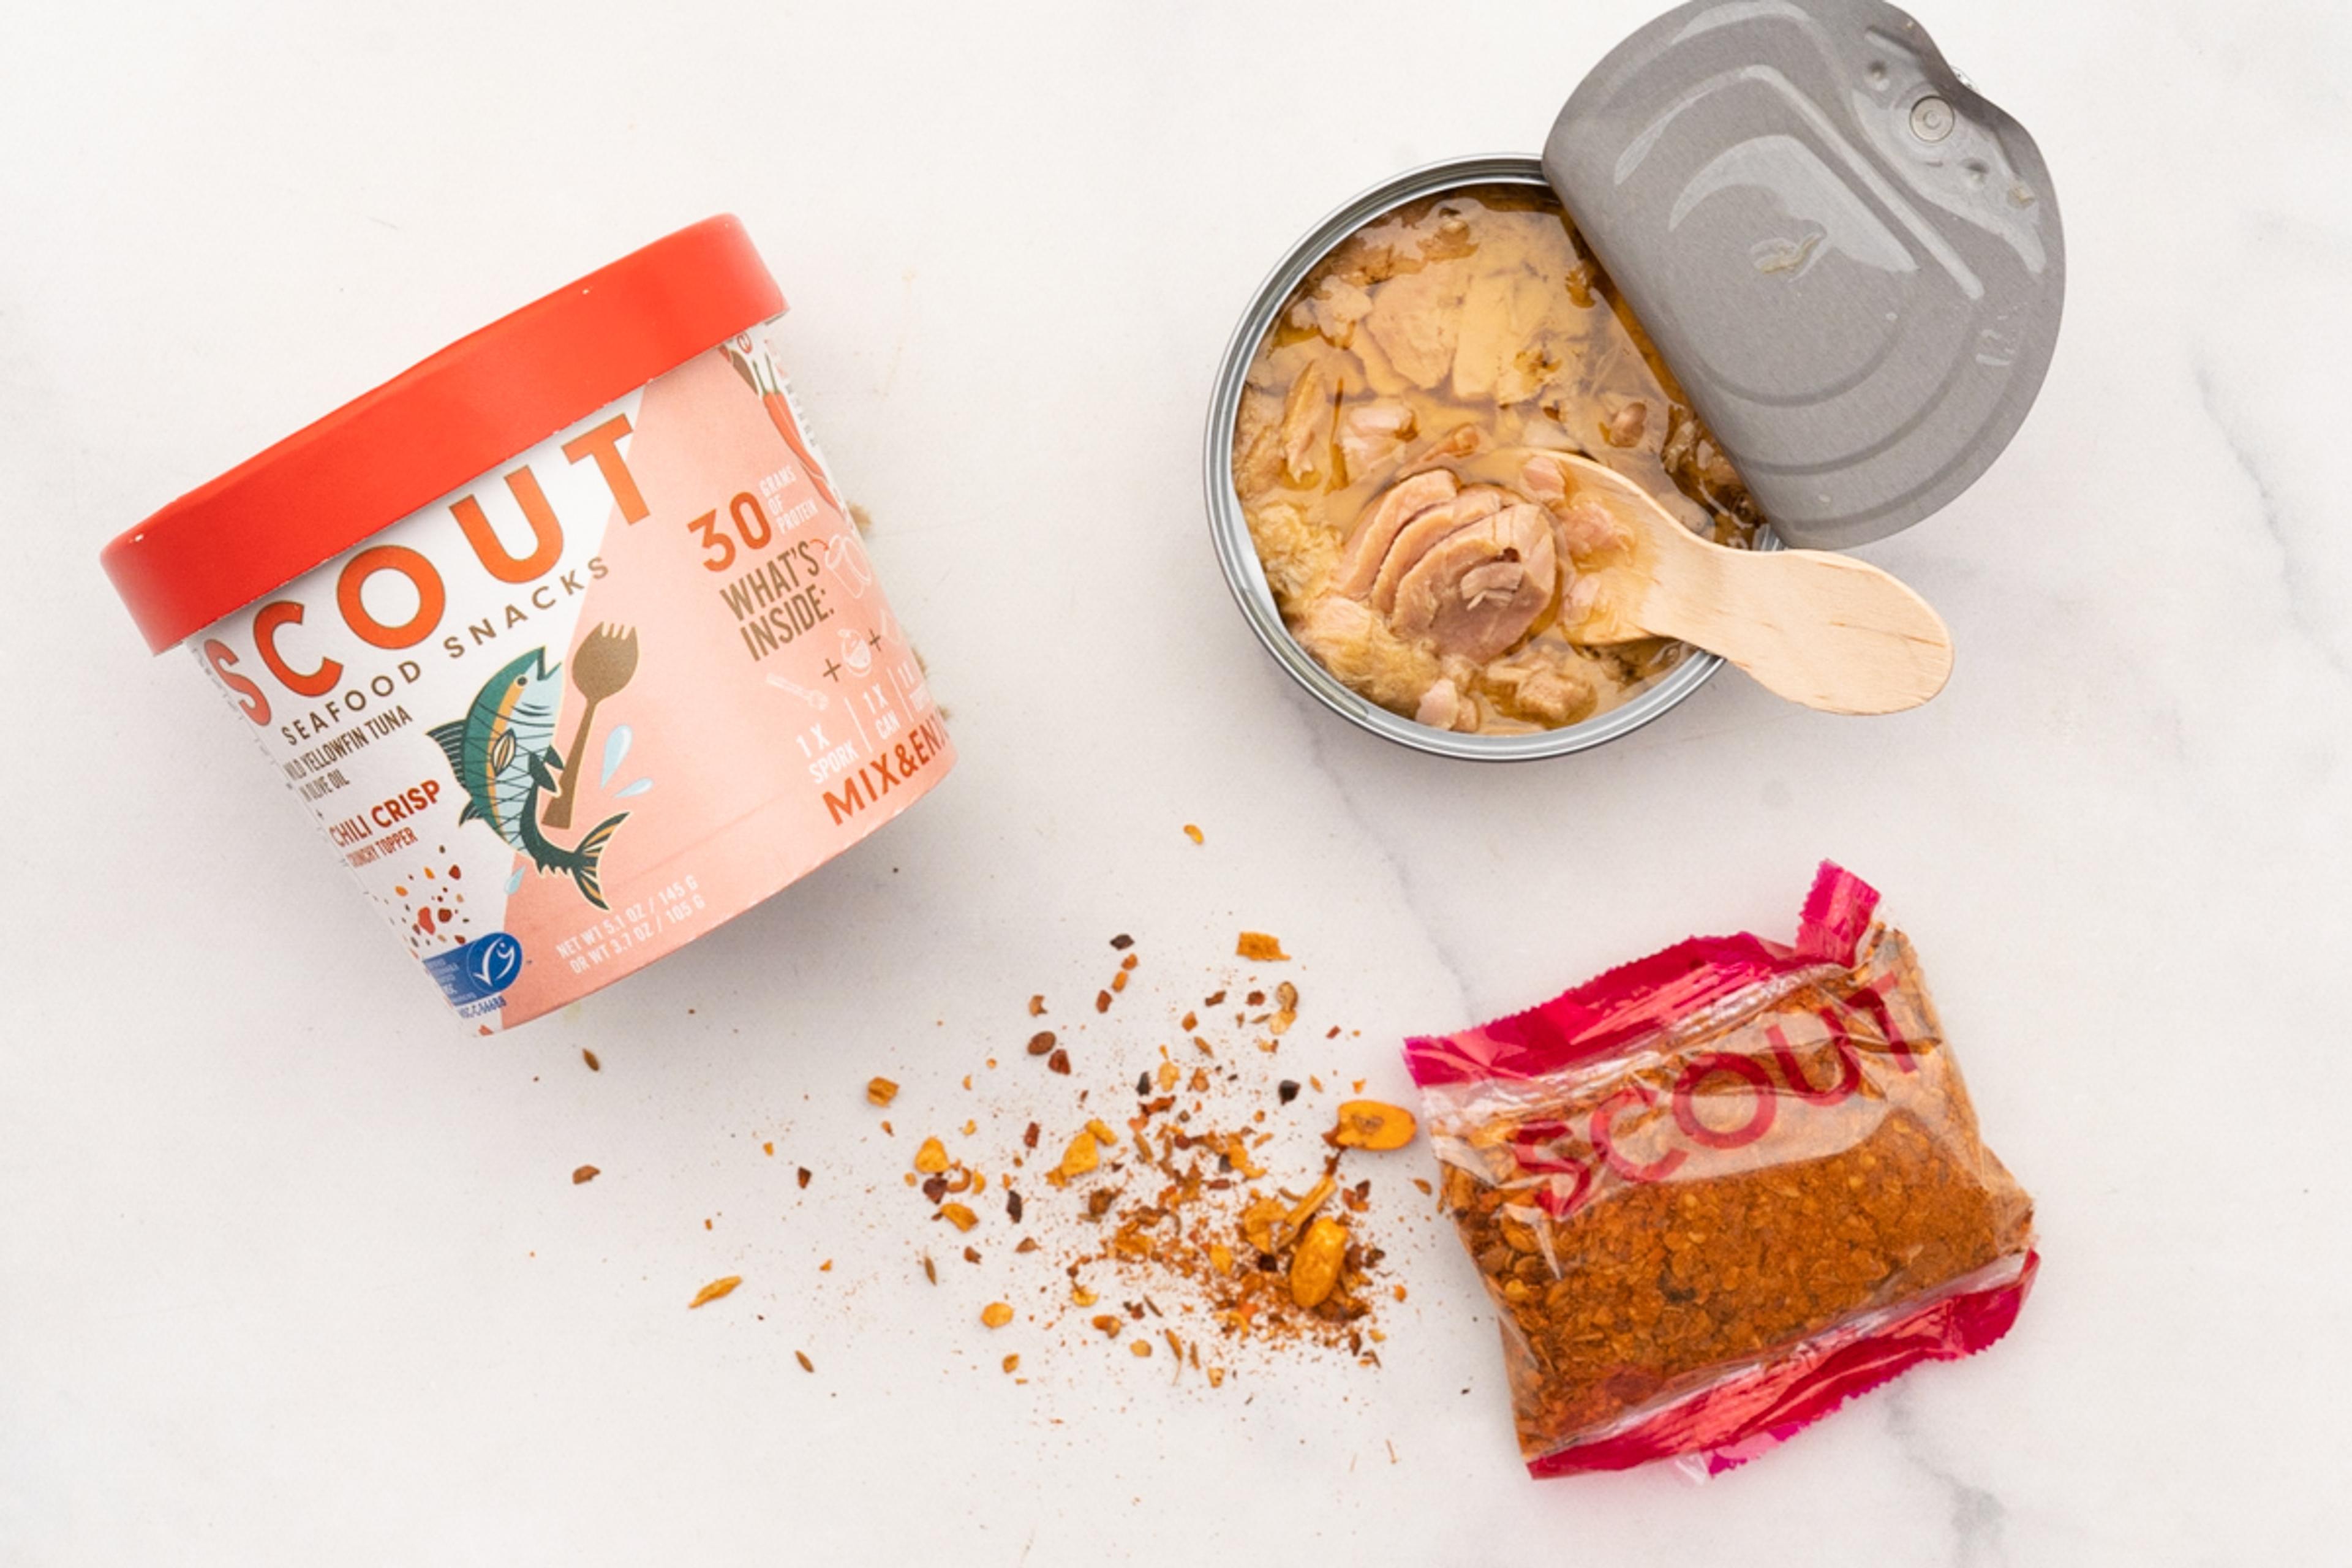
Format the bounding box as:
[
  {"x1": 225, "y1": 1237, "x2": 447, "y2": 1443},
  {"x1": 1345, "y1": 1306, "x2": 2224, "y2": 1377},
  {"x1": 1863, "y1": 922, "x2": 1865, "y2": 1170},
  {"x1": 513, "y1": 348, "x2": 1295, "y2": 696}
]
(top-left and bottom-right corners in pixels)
[{"x1": 1544, "y1": 0, "x2": 2063, "y2": 549}]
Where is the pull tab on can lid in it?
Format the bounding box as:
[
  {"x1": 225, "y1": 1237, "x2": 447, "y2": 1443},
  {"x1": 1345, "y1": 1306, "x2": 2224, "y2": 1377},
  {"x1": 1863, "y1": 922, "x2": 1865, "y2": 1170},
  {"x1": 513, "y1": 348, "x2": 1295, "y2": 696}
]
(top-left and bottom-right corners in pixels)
[{"x1": 1544, "y1": 0, "x2": 2064, "y2": 549}]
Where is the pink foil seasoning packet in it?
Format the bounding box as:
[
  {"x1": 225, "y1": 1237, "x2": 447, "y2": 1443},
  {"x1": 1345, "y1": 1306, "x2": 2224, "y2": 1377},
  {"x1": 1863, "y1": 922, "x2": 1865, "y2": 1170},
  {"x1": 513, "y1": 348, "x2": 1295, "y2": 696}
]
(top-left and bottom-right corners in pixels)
[{"x1": 1406, "y1": 864, "x2": 2037, "y2": 1479}]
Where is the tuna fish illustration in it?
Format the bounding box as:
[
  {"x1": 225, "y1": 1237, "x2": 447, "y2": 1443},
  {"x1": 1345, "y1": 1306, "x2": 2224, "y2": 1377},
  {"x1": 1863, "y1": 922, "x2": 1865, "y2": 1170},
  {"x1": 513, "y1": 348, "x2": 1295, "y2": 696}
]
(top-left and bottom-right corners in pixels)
[{"x1": 428, "y1": 648, "x2": 627, "y2": 908}]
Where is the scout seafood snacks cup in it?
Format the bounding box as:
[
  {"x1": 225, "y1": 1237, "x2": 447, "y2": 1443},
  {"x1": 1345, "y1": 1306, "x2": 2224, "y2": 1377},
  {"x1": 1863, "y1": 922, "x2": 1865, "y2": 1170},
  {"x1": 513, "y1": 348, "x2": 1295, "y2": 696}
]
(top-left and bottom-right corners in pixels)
[
  {"x1": 101, "y1": 216, "x2": 954, "y2": 1031},
  {"x1": 1405, "y1": 864, "x2": 2037, "y2": 1478},
  {"x1": 1205, "y1": 0, "x2": 2063, "y2": 758}
]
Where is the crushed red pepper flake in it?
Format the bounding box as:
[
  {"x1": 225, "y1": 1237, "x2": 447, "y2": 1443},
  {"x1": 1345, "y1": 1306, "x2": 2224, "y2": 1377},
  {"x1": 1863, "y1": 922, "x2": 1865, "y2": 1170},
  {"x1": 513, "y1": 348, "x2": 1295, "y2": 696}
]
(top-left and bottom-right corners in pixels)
[
  {"x1": 797, "y1": 1167, "x2": 813, "y2": 1189},
  {"x1": 1027, "y1": 1030, "x2": 1057, "y2": 1056},
  {"x1": 1236, "y1": 932, "x2": 1289, "y2": 962},
  {"x1": 1183, "y1": 824, "x2": 1204, "y2": 844},
  {"x1": 571, "y1": 1165, "x2": 600, "y2": 1185},
  {"x1": 1047, "y1": 1047, "x2": 1072, "y2": 1075},
  {"x1": 688, "y1": 1276, "x2": 741, "y2": 1309},
  {"x1": 1095, "y1": 990, "x2": 1113, "y2": 1013},
  {"x1": 796, "y1": 1351, "x2": 815, "y2": 1373},
  {"x1": 581, "y1": 1049, "x2": 601, "y2": 1072}
]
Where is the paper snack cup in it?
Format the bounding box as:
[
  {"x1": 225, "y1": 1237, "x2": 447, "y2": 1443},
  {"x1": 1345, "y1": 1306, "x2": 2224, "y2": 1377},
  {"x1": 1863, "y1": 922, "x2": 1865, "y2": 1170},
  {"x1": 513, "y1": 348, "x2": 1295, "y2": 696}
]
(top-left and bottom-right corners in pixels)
[{"x1": 102, "y1": 217, "x2": 954, "y2": 1030}]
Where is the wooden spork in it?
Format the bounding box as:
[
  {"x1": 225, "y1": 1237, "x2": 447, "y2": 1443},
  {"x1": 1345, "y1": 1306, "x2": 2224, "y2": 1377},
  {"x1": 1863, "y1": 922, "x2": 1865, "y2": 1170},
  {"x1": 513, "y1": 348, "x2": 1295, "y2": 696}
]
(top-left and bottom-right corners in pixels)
[{"x1": 1524, "y1": 451, "x2": 1953, "y2": 716}]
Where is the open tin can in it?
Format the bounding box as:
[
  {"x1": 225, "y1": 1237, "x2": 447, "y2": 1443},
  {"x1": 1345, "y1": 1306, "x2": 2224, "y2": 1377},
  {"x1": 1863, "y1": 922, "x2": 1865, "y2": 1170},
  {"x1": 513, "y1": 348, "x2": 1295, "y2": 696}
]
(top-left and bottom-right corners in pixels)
[{"x1": 1205, "y1": 0, "x2": 2063, "y2": 761}]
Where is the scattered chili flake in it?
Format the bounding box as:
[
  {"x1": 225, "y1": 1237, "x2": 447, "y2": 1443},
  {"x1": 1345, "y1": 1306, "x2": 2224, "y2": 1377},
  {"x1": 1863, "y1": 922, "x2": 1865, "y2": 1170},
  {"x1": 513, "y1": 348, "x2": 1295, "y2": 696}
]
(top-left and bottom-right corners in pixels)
[
  {"x1": 1278, "y1": 1080, "x2": 1300, "y2": 1104},
  {"x1": 1111, "y1": 971, "x2": 1129, "y2": 993},
  {"x1": 866, "y1": 1077, "x2": 899, "y2": 1106},
  {"x1": 1110, "y1": 934, "x2": 1134, "y2": 951},
  {"x1": 1027, "y1": 1031, "x2": 1057, "y2": 1056},
  {"x1": 1028, "y1": 995, "x2": 1047, "y2": 1016},
  {"x1": 1183, "y1": 824, "x2": 1204, "y2": 843},
  {"x1": 1236, "y1": 932, "x2": 1289, "y2": 962},
  {"x1": 1331, "y1": 1101, "x2": 1416, "y2": 1151},
  {"x1": 922, "y1": 1175, "x2": 949, "y2": 1204},
  {"x1": 797, "y1": 1167, "x2": 813, "y2": 1189},
  {"x1": 1051, "y1": 1129, "x2": 1101, "y2": 1184},
  {"x1": 688, "y1": 1276, "x2": 741, "y2": 1310},
  {"x1": 914, "y1": 1137, "x2": 949, "y2": 1174},
  {"x1": 1095, "y1": 990, "x2": 1112, "y2": 1014},
  {"x1": 1002, "y1": 1354, "x2": 1021, "y2": 1374},
  {"x1": 881, "y1": 927, "x2": 1394, "y2": 1386},
  {"x1": 796, "y1": 1351, "x2": 815, "y2": 1373},
  {"x1": 581, "y1": 1049, "x2": 601, "y2": 1072},
  {"x1": 1129, "y1": 1340, "x2": 1153, "y2": 1358},
  {"x1": 762, "y1": 1141, "x2": 774, "y2": 1156},
  {"x1": 571, "y1": 1165, "x2": 600, "y2": 1184},
  {"x1": 981, "y1": 1302, "x2": 1014, "y2": 1329},
  {"x1": 922, "y1": 1254, "x2": 938, "y2": 1284}
]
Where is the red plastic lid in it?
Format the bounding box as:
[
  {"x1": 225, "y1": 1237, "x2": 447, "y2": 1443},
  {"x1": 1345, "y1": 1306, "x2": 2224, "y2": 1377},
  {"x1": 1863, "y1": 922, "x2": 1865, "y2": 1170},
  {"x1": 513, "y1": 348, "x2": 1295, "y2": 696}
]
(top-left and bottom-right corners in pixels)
[{"x1": 102, "y1": 214, "x2": 784, "y2": 652}]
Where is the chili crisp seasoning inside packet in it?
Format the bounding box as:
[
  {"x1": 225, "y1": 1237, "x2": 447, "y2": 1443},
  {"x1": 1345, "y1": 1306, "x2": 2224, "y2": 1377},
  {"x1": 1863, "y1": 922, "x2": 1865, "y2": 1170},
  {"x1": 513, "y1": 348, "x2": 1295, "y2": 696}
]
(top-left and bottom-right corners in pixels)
[{"x1": 1405, "y1": 863, "x2": 2037, "y2": 1479}]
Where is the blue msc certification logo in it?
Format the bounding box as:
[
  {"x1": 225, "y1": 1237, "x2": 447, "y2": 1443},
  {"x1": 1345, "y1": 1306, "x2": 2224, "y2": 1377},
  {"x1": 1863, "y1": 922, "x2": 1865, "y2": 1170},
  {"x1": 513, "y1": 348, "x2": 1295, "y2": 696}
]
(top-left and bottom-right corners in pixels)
[{"x1": 426, "y1": 932, "x2": 525, "y2": 1011}]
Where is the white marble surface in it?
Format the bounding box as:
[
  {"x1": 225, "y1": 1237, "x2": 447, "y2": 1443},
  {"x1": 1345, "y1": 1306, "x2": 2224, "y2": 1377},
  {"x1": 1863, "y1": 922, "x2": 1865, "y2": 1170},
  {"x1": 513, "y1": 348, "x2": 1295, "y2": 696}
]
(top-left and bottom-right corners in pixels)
[{"x1": 4, "y1": 1, "x2": 2348, "y2": 1561}]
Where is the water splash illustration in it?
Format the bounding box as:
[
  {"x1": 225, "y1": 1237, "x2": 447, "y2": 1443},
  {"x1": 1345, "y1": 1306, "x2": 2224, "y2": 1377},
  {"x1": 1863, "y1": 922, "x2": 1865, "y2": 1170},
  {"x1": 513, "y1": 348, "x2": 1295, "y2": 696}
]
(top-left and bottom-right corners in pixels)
[{"x1": 600, "y1": 724, "x2": 634, "y2": 787}]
